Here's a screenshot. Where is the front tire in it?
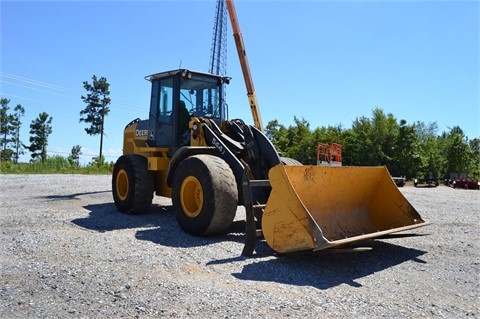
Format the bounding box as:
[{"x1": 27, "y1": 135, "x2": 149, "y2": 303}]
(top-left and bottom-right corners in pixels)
[
  {"x1": 112, "y1": 154, "x2": 154, "y2": 214},
  {"x1": 172, "y1": 155, "x2": 238, "y2": 236},
  {"x1": 280, "y1": 157, "x2": 302, "y2": 165}
]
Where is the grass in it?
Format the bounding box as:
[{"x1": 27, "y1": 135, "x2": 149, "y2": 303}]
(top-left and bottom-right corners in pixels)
[{"x1": 0, "y1": 155, "x2": 112, "y2": 174}]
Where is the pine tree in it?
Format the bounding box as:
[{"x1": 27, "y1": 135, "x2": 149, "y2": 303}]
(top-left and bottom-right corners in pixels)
[
  {"x1": 68, "y1": 145, "x2": 82, "y2": 166},
  {"x1": 10, "y1": 104, "x2": 25, "y2": 163},
  {"x1": 28, "y1": 112, "x2": 53, "y2": 163},
  {"x1": 80, "y1": 75, "x2": 111, "y2": 161},
  {"x1": 0, "y1": 98, "x2": 13, "y2": 160}
]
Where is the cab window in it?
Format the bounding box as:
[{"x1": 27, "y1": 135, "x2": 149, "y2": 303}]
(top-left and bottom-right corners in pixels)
[{"x1": 152, "y1": 78, "x2": 174, "y2": 124}]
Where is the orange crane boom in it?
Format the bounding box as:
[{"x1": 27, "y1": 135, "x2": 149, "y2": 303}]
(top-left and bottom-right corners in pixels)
[{"x1": 226, "y1": 0, "x2": 264, "y2": 131}]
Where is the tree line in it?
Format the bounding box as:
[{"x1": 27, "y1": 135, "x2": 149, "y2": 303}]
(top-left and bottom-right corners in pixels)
[
  {"x1": 0, "y1": 98, "x2": 53, "y2": 163},
  {"x1": 2, "y1": 75, "x2": 478, "y2": 180},
  {"x1": 265, "y1": 108, "x2": 479, "y2": 180},
  {"x1": 0, "y1": 75, "x2": 111, "y2": 166}
]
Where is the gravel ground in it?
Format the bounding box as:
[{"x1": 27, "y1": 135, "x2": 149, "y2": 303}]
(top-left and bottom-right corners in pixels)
[{"x1": 0, "y1": 174, "x2": 479, "y2": 319}]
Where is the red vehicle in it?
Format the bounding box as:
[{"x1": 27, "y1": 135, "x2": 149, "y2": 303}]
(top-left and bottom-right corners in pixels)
[{"x1": 452, "y1": 178, "x2": 480, "y2": 190}]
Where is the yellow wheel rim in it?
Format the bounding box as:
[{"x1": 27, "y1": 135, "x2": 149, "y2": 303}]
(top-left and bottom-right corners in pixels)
[
  {"x1": 116, "y1": 169, "x2": 129, "y2": 201},
  {"x1": 180, "y1": 176, "x2": 203, "y2": 218}
]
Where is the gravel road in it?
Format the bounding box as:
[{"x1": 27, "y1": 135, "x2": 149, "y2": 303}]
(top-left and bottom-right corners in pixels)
[{"x1": 0, "y1": 174, "x2": 479, "y2": 318}]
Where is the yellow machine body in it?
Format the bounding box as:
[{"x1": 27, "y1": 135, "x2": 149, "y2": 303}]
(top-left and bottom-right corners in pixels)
[{"x1": 122, "y1": 121, "x2": 173, "y2": 198}]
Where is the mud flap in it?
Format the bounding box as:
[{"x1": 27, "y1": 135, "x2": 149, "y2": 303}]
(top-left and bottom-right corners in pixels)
[{"x1": 261, "y1": 164, "x2": 430, "y2": 254}]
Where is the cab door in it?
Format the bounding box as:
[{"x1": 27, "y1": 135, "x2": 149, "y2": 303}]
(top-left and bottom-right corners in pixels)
[{"x1": 148, "y1": 78, "x2": 174, "y2": 147}]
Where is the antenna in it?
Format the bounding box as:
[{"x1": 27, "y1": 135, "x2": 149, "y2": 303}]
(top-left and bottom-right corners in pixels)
[{"x1": 209, "y1": 0, "x2": 227, "y2": 76}]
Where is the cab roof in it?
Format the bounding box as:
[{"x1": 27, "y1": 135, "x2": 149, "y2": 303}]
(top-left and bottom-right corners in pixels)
[{"x1": 145, "y1": 69, "x2": 229, "y2": 83}]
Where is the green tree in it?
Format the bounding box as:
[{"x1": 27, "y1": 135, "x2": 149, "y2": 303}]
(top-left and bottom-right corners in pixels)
[
  {"x1": 347, "y1": 115, "x2": 376, "y2": 165},
  {"x1": 68, "y1": 145, "x2": 82, "y2": 166},
  {"x1": 469, "y1": 138, "x2": 480, "y2": 178},
  {"x1": 80, "y1": 75, "x2": 111, "y2": 161},
  {"x1": 283, "y1": 117, "x2": 315, "y2": 164},
  {"x1": 414, "y1": 121, "x2": 443, "y2": 179},
  {"x1": 371, "y1": 108, "x2": 398, "y2": 167},
  {"x1": 0, "y1": 98, "x2": 13, "y2": 160},
  {"x1": 390, "y1": 119, "x2": 421, "y2": 178},
  {"x1": 264, "y1": 108, "x2": 479, "y2": 178},
  {"x1": 313, "y1": 124, "x2": 344, "y2": 145},
  {"x1": 443, "y1": 126, "x2": 475, "y2": 178},
  {"x1": 10, "y1": 104, "x2": 25, "y2": 163},
  {"x1": 28, "y1": 112, "x2": 53, "y2": 163},
  {"x1": 265, "y1": 117, "x2": 332, "y2": 165},
  {"x1": 0, "y1": 148, "x2": 13, "y2": 162},
  {"x1": 265, "y1": 119, "x2": 289, "y2": 155}
]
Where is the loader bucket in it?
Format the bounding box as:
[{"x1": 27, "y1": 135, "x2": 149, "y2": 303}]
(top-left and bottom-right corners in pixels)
[{"x1": 261, "y1": 164, "x2": 430, "y2": 254}]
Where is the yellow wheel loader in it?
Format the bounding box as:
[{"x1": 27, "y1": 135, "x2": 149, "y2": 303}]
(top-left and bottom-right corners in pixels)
[{"x1": 112, "y1": 0, "x2": 429, "y2": 256}]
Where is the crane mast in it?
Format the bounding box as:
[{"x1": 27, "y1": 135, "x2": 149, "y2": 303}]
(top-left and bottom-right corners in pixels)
[
  {"x1": 209, "y1": 0, "x2": 228, "y2": 76},
  {"x1": 225, "y1": 0, "x2": 264, "y2": 132}
]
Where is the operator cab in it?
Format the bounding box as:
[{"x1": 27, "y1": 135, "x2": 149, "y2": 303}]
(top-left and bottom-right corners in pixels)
[{"x1": 145, "y1": 69, "x2": 230, "y2": 149}]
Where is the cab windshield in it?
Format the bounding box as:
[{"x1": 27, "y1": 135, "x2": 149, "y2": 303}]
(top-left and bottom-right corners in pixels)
[{"x1": 180, "y1": 74, "x2": 223, "y2": 119}]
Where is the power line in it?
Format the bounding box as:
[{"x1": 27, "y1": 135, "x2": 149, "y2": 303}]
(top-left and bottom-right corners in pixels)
[
  {"x1": 0, "y1": 92, "x2": 37, "y2": 102},
  {"x1": 0, "y1": 79, "x2": 69, "y2": 97},
  {"x1": 1, "y1": 72, "x2": 147, "y2": 112},
  {"x1": 0, "y1": 71, "x2": 70, "y2": 91}
]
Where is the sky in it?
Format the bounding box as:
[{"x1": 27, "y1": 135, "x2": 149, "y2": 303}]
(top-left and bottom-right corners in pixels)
[{"x1": 1, "y1": 0, "x2": 478, "y2": 164}]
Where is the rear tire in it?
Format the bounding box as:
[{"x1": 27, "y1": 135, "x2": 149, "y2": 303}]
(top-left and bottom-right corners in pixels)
[
  {"x1": 172, "y1": 155, "x2": 238, "y2": 236},
  {"x1": 112, "y1": 154, "x2": 154, "y2": 214}
]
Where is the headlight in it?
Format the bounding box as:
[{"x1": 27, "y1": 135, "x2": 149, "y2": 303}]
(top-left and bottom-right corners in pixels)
[{"x1": 181, "y1": 71, "x2": 192, "y2": 79}]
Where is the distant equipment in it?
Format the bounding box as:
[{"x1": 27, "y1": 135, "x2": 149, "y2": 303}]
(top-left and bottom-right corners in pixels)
[{"x1": 317, "y1": 142, "x2": 342, "y2": 166}]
